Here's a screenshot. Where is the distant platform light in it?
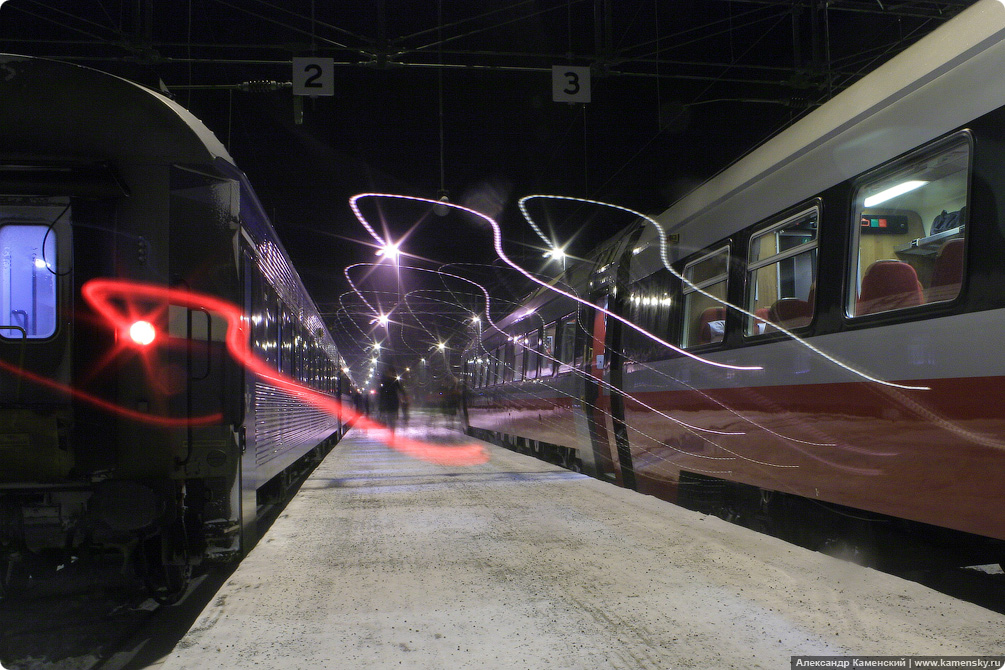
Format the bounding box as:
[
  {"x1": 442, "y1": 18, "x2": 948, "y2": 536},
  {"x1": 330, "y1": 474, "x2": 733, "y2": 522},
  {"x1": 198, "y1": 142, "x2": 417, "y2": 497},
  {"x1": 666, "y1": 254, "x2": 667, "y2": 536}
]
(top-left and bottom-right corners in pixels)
[
  {"x1": 544, "y1": 246, "x2": 566, "y2": 261},
  {"x1": 376, "y1": 241, "x2": 400, "y2": 262}
]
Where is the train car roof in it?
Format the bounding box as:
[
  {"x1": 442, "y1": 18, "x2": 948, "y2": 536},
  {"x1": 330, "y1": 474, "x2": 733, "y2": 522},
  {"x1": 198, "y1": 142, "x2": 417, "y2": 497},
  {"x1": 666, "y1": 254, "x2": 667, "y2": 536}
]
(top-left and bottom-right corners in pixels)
[
  {"x1": 655, "y1": 0, "x2": 1005, "y2": 261},
  {"x1": 0, "y1": 54, "x2": 233, "y2": 168}
]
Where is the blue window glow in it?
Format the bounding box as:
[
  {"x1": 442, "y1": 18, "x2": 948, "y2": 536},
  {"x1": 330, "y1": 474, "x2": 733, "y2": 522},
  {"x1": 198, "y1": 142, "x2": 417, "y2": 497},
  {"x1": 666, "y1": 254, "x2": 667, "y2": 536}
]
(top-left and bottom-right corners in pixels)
[{"x1": 1, "y1": 225, "x2": 58, "y2": 339}]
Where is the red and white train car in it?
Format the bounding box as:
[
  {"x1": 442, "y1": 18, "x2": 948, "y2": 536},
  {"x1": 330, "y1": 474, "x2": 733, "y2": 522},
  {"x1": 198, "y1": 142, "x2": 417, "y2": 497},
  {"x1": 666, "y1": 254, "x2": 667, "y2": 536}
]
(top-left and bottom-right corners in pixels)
[{"x1": 466, "y1": 0, "x2": 1005, "y2": 564}]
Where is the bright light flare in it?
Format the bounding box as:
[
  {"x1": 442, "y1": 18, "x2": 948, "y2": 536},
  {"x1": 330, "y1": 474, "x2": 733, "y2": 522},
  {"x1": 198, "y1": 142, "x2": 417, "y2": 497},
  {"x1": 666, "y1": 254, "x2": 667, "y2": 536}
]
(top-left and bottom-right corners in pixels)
[
  {"x1": 128, "y1": 320, "x2": 157, "y2": 346},
  {"x1": 376, "y1": 241, "x2": 401, "y2": 262}
]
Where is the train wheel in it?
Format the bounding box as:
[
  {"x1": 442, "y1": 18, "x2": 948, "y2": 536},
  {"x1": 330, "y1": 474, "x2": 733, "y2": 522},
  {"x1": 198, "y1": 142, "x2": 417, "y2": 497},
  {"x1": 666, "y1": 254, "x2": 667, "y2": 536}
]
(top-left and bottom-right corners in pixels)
[
  {"x1": 138, "y1": 534, "x2": 193, "y2": 605},
  {"x1": 144, "y1": 560, "x2": 192, "y2": 605}
]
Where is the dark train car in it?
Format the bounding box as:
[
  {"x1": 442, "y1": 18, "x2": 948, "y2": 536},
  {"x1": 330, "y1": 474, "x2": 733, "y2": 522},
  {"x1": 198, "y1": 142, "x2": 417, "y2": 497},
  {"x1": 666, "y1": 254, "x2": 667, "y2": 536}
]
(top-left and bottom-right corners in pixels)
[
  {"x1": 0, "y1": 55, "x2": 349, "y2": 599},
  {"x1": 466, "y1": 1, "x2": 1005, "y2": 566}
]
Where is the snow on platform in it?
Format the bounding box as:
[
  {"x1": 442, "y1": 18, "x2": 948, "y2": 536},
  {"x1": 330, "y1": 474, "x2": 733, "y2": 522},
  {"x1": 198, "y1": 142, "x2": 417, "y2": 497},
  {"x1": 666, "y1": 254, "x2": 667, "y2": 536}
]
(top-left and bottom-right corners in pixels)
[{"x1": 159, "y1": 419, "x2": 1004, "y2": 669}]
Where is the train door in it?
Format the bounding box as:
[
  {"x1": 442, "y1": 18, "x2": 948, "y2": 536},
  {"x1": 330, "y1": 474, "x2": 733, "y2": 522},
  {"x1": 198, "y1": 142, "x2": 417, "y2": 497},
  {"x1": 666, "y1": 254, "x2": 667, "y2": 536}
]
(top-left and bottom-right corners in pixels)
[
  {"x1": 167, "y1": 169, "x2": 244, "y2": 563},
  {"x1": 581, "y1": 290, "x2": 637, "y2": 490},
  {"x1": 577, "y1": 226, "x2": 642, "y2": 487},
  {"x1": 578, "y1": 298, "x2": 620, "y2": 483},
  {"x1": 606, "y1": 286, "x2": 636, "y2": 491},
  {"x1": 240, "y1": 248, "x2": 261, "y2": 552}
]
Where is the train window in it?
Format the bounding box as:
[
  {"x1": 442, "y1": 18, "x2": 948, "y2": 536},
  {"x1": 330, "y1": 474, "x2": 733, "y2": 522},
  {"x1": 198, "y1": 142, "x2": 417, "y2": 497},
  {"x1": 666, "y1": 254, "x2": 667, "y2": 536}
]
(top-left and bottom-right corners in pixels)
[
  {"x1": 481, "y1": 350, "x2": 491, "y2": 386},
  {"x1": 557, "y1": 313, "x2": 578, "y2": 374},
  {"x1": 512, "y1": 335, "x2": 525, "y2": 382},
  {"x1": 540, "y1": 322, "x2": 556, "y2": 376},
  {"x1": 471, "y1": 355, "x2": 481, "y2": 388},
  {"x1": 849, "y1": 133, "x2": 970, "y2": 317},
  {"x1": 477, "y1": 356, "x2": 488, "y2": 388},
  {"x1": 0, "y1": 223, "x2": 59, "y2": 340},
  {"x1": 524, "y1": 329, "x2": 540, "y2": 380},
  {"x1": 623, "y1": 268, "x2": 676, "y2": 361},
  {"x1": 502, "y1": 341, "x2": 515, "y2": 383},
  {"x1": 264, "y1": 289, "x2": 279, "y2": 369},
  {"x1": 681, "y1": 245, "x2": 730, "y2": 348},
  {"x1": 745, "y1": 206, "x2": 819, "y2": 336},
  {"x1": 491, "y1": 347, "x2": 501, "y2": 385}
]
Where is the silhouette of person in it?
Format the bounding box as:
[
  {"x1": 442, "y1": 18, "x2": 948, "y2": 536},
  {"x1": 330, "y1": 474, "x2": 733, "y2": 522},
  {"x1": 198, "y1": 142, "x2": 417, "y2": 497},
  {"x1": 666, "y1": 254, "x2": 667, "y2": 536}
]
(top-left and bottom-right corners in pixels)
[{"x1": 377, "y1": 366, "x2": 407, "y2": 435}]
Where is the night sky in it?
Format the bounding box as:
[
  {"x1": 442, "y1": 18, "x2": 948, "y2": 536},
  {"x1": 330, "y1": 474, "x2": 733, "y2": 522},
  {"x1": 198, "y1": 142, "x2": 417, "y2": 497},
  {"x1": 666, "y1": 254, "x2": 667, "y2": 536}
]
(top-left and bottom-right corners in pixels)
[{"x1": 0, "y1": 0, "x2": 970, "y2": 383}]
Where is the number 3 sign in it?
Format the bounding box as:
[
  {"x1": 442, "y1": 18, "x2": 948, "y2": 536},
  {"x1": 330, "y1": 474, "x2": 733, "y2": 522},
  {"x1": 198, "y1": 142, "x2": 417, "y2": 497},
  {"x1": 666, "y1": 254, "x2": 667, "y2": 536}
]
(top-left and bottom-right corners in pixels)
[
  {"x1": 293, "y1": 57, "x2": 334, "y2": 96},
  {"x1": 552, "y1": 65, "x2": 591, "y2": 103}
]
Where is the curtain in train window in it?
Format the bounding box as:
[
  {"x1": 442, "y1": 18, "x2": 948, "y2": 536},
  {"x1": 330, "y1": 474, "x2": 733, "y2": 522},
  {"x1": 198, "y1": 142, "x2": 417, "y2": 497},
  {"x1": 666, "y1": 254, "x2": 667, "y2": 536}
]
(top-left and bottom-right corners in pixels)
[
  {"x1": 0, "y1": 224, "x2": 58, "y2": 339},
  {"x1": 745, "y1": 206, "x2": 819, "y2": 335},
  {"x1": 848, "y1": 133, "x2": 970, "y2": 317},
  {"x1": 681, "y1": 245, "x2": 730, "y2": 348}
]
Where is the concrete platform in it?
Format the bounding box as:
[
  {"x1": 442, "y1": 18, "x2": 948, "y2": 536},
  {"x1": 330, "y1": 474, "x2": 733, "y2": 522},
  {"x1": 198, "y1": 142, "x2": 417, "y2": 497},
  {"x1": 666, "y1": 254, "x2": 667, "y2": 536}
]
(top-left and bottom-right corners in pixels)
[{"x1": 159, "y1": 417, "x2": 1004, "y2": 669}]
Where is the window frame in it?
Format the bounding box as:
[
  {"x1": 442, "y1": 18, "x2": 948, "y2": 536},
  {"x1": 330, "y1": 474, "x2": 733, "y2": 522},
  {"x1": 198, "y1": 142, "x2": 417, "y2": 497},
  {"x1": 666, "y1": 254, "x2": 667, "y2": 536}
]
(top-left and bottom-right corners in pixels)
[
  {"x1": 744, "y1": 203, "x2": 820, "y2": 338},
  {"x1": 540, "y1": 321, "x2": 557, "y2": 377},
  {"x1": 846, "y1": 131, "x2": 971, "y2": 320},
  {"x1": 556, "y1": 312, "x2": 578, "y2": 374},
  {"x1": 0, "y1": 219, "x2": 62, "y2": 342},
  {"x1": 680, "y1": 244, "x2": 731, "y2": 349},
  {"x1": 524, "y1": 328, "x2": 540, "y2": 380},
  {"x1": 512, "y1": 334, "x2": 525, "y2": 382}
]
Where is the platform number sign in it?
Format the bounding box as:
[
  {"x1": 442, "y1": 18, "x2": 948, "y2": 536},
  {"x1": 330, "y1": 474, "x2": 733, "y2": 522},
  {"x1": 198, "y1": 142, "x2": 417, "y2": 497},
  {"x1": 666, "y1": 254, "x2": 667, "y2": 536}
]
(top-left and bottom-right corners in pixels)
[
  {"x1": 293, "y1": 57, "x2": 334, "y2": 96},
  {"x1": 552, "y1": 65, "x2": 591, "y2": 103}
]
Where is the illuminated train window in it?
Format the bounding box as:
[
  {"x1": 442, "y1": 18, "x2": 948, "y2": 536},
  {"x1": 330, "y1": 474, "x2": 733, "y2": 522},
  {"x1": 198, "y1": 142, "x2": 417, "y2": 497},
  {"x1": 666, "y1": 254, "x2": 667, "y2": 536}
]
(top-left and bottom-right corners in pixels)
[
  {"x1": 745, "y1": 205, "x2": 819, "y2": 336},
  {"x1": 524, "y1": 329, "x2": 540, "y2": 380},
  {"x1": 540, "y1": 321, "x2": 556, "y2": 377},
  {"x1": 557, "y1": 313, "x2": 578, "y2": 373},
  {"x1": 623, "y1": 268, "x2": 675, "y2": 362},
  {"x1": 849, "y1": 132, "x2": 970, "y2": 317},
  {"x1": 681, "y1": 245, "x2": 730, "y2": 348},
  {"x1": 0, "y1": 223, "x2": 58, "y2": 339},
  {"x1": 512, "y1": 335, "x2": 525, "y2": 382}
]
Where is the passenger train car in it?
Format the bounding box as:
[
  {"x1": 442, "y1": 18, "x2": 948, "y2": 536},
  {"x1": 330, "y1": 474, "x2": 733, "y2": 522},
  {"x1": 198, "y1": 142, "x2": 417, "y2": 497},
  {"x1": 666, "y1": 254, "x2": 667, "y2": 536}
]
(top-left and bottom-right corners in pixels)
[
  {"x1": 465, "y1": 0, "x2": 1005, "y2": 566},
  {"x1": 0, "y1": 55, "x2": 350, "y2": 599}
]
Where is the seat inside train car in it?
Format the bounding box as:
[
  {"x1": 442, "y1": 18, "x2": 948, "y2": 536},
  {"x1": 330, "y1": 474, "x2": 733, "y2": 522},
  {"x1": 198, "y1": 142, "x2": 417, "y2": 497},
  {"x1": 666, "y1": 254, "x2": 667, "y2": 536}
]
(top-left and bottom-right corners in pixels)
[
  {"x1": 856, "y1": 260, "x2": 925, "y2": 315},
  {"x1": 698, "y1": 306, "x2": 726, "y2": 344},
  {"x1": 767, "y1": 297, "x2": 813, "y2": 330}
]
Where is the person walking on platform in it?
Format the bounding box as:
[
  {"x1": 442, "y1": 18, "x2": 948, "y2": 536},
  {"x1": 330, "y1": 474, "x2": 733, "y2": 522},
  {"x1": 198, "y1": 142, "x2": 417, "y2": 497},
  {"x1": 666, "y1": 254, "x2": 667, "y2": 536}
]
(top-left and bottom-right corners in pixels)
[
  {"x1": 377, "y1": 365, "x2": 408, "y2": 436},
  {"x1": 441, "y1": 375, "x2": 461, "y2": 428}
]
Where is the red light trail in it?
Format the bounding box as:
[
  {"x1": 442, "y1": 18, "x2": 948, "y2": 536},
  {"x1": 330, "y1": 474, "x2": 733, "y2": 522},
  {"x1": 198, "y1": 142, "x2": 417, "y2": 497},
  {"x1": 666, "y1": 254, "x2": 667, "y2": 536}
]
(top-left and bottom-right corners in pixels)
[{"x1": 79, "y1": 278, "x2": 488, "y2": 467}]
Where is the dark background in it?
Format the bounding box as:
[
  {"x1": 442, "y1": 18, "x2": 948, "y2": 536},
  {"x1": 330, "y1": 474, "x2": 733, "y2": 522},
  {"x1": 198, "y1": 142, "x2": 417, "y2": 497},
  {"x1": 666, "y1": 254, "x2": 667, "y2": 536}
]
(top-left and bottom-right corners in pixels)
[{"x1": 0, "y1": 0, "x2": 972, "y2": 386}]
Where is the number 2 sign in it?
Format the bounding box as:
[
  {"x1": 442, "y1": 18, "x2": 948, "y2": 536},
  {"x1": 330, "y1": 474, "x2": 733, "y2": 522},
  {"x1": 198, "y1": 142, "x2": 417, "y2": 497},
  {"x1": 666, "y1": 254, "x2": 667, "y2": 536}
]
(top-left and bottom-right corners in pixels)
[
  {"x1": 552, "y1": 65, "x2": 591, "y2": 104},
  {"x1": 293, "y1": 57, "x2": 334, "y2": 96}
]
